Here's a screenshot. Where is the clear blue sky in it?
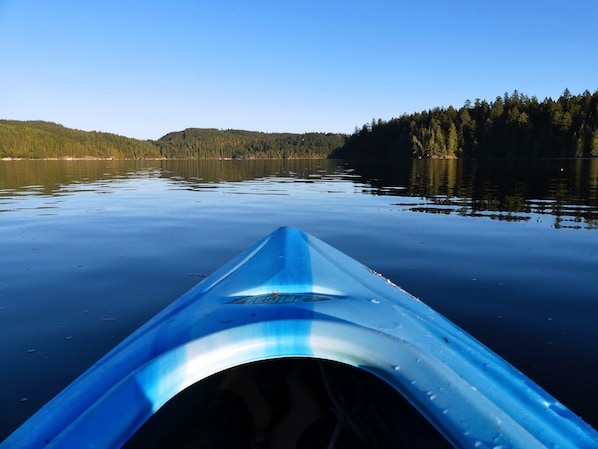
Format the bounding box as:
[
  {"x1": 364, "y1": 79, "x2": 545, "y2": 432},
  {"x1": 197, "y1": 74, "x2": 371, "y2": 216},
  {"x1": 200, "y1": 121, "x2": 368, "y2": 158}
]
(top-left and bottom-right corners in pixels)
[{"x1": 1, "y1": 0, "x2": 596, "y2": 140}]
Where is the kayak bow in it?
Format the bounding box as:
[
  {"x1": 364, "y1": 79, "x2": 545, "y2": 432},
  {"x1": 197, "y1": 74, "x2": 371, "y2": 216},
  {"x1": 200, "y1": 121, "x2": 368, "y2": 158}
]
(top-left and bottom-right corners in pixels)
[{"x1": 2, "y1": 227, "x2": 597, "y2": 448}]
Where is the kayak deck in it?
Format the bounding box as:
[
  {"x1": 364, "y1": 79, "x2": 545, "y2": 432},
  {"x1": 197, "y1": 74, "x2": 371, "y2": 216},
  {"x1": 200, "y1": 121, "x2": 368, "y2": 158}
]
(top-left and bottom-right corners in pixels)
[{"x1": 2, "y1": 227, "x2": 597, "y2": 449}]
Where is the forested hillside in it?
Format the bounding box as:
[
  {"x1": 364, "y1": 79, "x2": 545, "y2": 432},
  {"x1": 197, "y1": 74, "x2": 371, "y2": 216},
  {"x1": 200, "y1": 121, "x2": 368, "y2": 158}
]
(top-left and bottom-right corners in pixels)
[
  {"x1": 0, "y1": 120, "x2": 160, "y2": 159},
  {"x1": 0, "y1": 121, "x2": 345, "y2": 159},
  {"x1": 155, "y1": 128, "x2": 345, "y2": 159},
  {"x1": 335, "y1": 89, "x2": 598, "y2": 161}
]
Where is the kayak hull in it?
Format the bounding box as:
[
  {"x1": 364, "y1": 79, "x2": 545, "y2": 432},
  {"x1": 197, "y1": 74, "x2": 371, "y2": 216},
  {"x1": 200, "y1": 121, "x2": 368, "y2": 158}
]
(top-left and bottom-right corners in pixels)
[{"x1": 2, "y1": 227, "x2": 597, "y2": 448}]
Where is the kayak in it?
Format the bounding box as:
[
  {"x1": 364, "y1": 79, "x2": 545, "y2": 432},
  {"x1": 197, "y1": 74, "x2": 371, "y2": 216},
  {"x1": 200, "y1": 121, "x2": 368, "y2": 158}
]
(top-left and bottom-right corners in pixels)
[{"x1": 2, "y1": 226, "x2": 597, "y2": 448}]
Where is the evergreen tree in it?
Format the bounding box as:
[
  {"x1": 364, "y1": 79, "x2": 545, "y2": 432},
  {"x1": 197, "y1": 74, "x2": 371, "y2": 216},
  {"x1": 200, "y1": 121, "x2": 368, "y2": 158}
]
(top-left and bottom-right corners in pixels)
[
  {"x1": 592, "y1": 129, "x2": 598, "y2": 156},
  {"x1": 447, "y1": 122, "x2": 459, "y2": 157}
]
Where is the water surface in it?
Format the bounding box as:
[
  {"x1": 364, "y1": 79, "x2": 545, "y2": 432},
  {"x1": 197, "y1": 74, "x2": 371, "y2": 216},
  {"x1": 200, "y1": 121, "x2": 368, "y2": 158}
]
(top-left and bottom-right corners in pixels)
[{"x1": 1, "y1": 158, "x2": 597, "y2": 438}]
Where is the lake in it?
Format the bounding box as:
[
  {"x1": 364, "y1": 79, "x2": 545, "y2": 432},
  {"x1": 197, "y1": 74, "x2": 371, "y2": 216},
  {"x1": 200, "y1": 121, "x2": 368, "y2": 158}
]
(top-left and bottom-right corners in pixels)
[{"x1": 1, "y1": 158, "x2": 597, "y2": 439}]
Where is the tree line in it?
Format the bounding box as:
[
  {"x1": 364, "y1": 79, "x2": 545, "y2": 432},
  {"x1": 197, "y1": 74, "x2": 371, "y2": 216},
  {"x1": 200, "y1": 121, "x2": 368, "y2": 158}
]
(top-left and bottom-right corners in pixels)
[
  {"x1": 4, "y1": 89, "x2": 598, "y2": 161},
  {"x1": 334, "y1": 89, "x2": 598, "y2": 161},
  {"x1": 0, "y1": 120, "x2": 345, "y2": 160}
]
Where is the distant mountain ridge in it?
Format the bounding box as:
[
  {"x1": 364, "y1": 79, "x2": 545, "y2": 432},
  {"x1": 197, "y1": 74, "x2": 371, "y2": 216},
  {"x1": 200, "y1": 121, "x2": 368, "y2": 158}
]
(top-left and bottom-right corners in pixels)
[
  {"x1": 0, "y1": 120, "x2": 345, "y2": 160},
  {"x1": 155, "y1": 128, "x2": 346, "y2": 159}
]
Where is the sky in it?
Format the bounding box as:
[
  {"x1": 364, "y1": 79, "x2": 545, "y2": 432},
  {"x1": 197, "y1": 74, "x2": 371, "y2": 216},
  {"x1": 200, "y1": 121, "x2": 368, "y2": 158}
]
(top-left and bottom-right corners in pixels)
[{"x1": 1, "y1": 0, "x2": 597, "y2": 140}]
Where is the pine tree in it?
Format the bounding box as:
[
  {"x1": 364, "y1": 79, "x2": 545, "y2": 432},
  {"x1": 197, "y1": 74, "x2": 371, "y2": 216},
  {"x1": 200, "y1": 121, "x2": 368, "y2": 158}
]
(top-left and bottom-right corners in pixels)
[
  {"x1": 591, "y1": 129, "x2": 598, "y2": 157},
  {"x1": 447, "y1": 122, "x2": 459, "y2": 157}
]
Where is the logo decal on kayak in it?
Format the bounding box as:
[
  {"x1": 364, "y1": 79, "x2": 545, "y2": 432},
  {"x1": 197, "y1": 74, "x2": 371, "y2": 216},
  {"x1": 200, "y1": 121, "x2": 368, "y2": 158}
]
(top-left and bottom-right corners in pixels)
[{"x1": 230, "y1": 292, "x2": 337, "y2": 305}]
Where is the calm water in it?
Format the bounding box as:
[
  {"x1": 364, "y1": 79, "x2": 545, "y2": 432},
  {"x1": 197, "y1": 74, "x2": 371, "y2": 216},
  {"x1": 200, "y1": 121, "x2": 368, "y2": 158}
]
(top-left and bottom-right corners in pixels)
[{"x1": 1, "y1": 158, "x2": 597, "y2": 439}]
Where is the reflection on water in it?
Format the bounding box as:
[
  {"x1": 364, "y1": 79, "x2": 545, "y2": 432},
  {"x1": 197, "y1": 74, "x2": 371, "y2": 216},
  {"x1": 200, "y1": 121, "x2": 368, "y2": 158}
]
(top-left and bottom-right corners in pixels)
[
  {"x1": 2, "y1": 158, "x2": 597, "y2": 229},
  {"x1": 354, "y1": 158, "x2": 598, "y2": 229},
  {"x1": 0, "y1": 159, "x2": 354, "y2": 196}
]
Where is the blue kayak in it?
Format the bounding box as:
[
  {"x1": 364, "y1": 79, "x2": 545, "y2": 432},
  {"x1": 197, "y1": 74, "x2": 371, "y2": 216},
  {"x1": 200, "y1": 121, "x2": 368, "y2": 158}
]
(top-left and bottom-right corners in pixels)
[{"x1": 2, "y1": 227, "x2": 597, "y2": 448}]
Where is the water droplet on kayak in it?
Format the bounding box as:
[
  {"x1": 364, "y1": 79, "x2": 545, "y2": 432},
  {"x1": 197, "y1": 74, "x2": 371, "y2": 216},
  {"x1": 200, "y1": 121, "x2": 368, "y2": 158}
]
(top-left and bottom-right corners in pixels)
[
  {"x1": 65, "y1": 336, "x2": 72, "y2": 340},
  {"x1": 20, "y1": 397, "x2": 28, "y2": 402},
  {"x1": 425, "y1": 391, "x2": 437, "y2": 401},
  {"x1": 27, "y1": 349, "x2": 35, "y2": 354},
  {"x1": 370, "y1": 299, "x2": 380, "y2": 304},
  {"x1": 393, "y1": 365, "x2": 401, "y2": 371}
]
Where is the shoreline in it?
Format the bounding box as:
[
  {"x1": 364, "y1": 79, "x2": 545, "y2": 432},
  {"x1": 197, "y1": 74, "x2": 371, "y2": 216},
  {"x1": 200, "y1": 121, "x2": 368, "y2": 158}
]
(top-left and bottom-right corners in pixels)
[{"x1": 1, "y1": 156, "x2": 329, "y2": 162}]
